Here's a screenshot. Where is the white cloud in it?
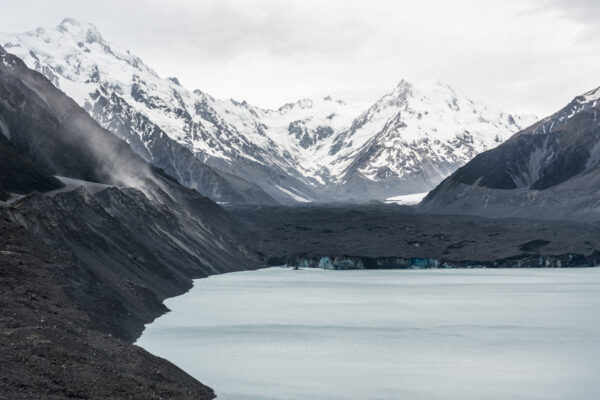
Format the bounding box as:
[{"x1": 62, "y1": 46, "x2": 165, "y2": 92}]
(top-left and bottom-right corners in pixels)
[{"x1": 1, "y1": 0, "x2": 599, "y2": 116}]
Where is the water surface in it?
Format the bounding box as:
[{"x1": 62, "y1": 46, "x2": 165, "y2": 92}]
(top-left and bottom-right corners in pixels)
[{"x1": 138, "y1": 267, "x2": 600, "y2": 400}]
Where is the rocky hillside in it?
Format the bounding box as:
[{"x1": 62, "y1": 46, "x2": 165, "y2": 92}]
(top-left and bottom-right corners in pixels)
[
  {"x1": 0, "y1": 44, "x2": 262, "y2": 398},
  {"x1": 0, "y1": 19, "x2": 535, "y2": 203},
  {"x1": 0, "y1": 217, "x2": 217, "y2": 400},
  {"x1": 419, "y1": 86, "x2": 600, "y2": 221}
]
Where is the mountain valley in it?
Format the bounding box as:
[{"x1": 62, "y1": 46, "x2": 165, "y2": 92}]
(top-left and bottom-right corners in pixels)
[{"x1": 1, "y1": 15, "x2": 600, "y2": 400}]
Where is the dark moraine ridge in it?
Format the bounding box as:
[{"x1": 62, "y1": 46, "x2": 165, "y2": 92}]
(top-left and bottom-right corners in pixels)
[
  {"x1": 0, "y1": 186, "x2": 264, "y2": 400},
  {"x1": 0, "y1": 216, "x2": 217, "y2": 399},
  {"x1": 232, "y1": 204, "x2": 600, "y2": 269},
  {"x1": 0, "y1": 178, "x2": 265, "y2": 399},
  {"x1": 0, "y1": 44, "x2": 264, "y2": 399}
]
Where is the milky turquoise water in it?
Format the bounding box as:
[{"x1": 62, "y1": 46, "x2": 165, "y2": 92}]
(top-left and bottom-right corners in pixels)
[{"x1": 137, "y1": 267, "x2": 600, "y2": 400}]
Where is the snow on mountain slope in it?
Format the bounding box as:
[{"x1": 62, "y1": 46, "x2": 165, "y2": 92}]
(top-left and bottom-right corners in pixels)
[
  {"x1": 254, "y1": 97, "x2": 368, "y2": 185},
  {"x1": 325, "y1": 80, "x2": 537, "y2": 198},
  {"x1": 385, "y1": 192, "x2": 428, "y2": 206},
  {"x1": 0, "y1": 19, "x2": 536, "y2": 203},
  {"x1": 0, "y1": 20, "x2": 280, "y2": 205},
  {"x1": 0, "y1": 19, "x2": 319, "y2": 203}
]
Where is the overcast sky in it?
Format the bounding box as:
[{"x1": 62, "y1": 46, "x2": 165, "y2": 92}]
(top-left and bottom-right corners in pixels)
[{"x1": 2, "y1": 0, "x2": 599, "y2": 116}]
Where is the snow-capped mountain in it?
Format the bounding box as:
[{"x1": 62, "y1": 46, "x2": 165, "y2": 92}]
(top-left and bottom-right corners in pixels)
[
  {"x1": 324, "y1": 80, "x2": 537, "y2": 199},
  {"x1": 420, "y1": 86, "x2": 600, "y2": 221},
  {"x1": 0, "y1": 19, "x2": 536, "y2": 203}
]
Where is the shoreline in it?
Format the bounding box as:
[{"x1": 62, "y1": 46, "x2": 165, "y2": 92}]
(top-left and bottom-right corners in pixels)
[{"x1": 137, "y1": 266, "x2": 600, "y2": 400}]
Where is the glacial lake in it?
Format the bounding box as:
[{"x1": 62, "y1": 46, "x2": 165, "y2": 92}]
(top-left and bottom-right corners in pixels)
[{"x1": 137, "y1": 267, "x2": 600, "y2": 400}]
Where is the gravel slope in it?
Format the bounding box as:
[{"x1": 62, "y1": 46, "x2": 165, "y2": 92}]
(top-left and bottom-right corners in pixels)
[{"x1": 0, "y1": 217, "x2": 216, "y2": 399}]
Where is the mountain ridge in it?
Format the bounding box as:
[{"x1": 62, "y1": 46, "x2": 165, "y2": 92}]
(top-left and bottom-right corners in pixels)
[
  {"x1": 1, "y1": 19, "x2": 536, "y2": 203},
  {"x1": 419, "y1": 85, "x2": 600, "y2": 221}
]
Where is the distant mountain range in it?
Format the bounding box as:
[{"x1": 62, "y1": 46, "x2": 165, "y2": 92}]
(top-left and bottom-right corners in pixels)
[
  {"x1": 420, "y1": 86, "x2": 600, "y2": 221},
  {"x1": 0, "y1": 19, "x2": 536, "y2": 204}
]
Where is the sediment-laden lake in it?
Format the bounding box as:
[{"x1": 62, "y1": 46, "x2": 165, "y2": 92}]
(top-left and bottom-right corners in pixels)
[{"x1": 137, "y1": 267, "x2": 600, "y2": 400}]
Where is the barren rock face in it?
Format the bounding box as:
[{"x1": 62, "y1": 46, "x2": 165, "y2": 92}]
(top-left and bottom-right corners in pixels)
[
  {"x1": 420, "y1": 86, "x2": 600, "y2": 222},
  {"x1": 0, "y1": 217, "x2": 217, "y2": 400}
]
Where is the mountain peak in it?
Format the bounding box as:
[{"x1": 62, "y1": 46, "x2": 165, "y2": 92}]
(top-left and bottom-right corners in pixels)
[
  {"x1": 57, "y1": 18, "x2": 103, "y2": 43},
  {"x1": 385, "y1": 79, "x2": 413, "y2": 103},
  {"x1": 59, "y1": 17, "x2": 85, "y2": 27},
  {"x1": 277, "y1": 98, "x2": 314, "y2": 112},
  {"x1": 395, "y1": 79, "x2": 411, "y2": 89},
  {"x1": 582, "y1": 86, "x2": 600, "y2": 103},
  {"x1": 393, "y1": 79, "x2": 414, "y2": 95}
]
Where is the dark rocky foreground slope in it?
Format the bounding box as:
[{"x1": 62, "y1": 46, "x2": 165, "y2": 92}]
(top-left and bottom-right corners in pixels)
[
  {"x1": 0, "y1": 185, "x2": 262, "y2": 399},
  {"x1": 7, "y1": 182, "x2": 262, "y2": 342},
  {"x1": 0, "y1": 217, "x2": 217, "y2": 399},
  {"x1": 233, "y1": 204, "x2": 600, "y2": 269},
  {"x1": 0, "y1": 45, "x2": 263, "y2": 398}
]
